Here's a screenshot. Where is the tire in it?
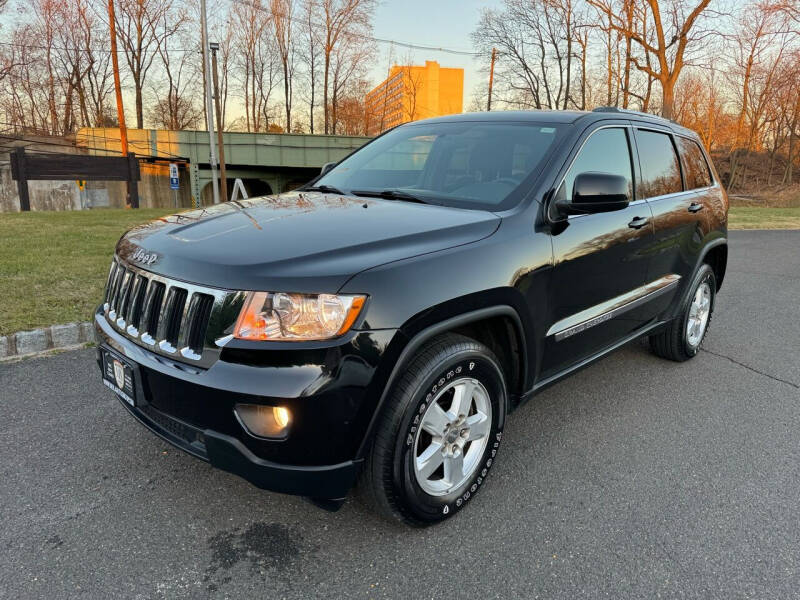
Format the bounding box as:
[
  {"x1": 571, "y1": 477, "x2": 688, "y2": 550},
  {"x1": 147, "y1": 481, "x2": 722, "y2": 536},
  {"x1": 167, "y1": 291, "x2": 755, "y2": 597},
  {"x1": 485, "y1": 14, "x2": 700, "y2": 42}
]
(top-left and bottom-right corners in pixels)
[
  {"x1": 359, "y1": 333, "x2": 507, "y2": 526},
  {"x1": 649, "y1": 264, "x2": 716, "y2": 362}
]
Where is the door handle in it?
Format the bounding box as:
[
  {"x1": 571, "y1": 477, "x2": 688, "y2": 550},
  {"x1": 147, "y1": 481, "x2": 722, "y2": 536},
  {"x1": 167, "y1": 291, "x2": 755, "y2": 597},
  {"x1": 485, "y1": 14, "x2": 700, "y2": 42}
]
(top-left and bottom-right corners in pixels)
[
  {"x1": 628, "y1": 216, "x2": 649, "y2": 229},
  {"x1": 688, "y1": 202, "x2": 704, "y2": 213}
]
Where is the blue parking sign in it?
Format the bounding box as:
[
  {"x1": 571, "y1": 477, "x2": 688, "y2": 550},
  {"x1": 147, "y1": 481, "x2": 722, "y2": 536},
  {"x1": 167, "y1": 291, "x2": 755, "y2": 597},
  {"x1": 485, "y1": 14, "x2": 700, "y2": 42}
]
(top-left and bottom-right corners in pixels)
[{"x1": 169, "y1": 163, "x2": 179, "y2": 190}]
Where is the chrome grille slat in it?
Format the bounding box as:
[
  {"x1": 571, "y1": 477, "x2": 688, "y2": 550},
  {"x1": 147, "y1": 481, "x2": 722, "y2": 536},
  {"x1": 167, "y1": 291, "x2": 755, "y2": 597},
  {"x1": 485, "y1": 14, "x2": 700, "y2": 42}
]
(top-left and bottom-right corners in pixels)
[
  {"x1": 102, "y1": 257, "x2": 243, "y2": 369},
  {"x1": 129, "y1": 276, "x2": 148, "y2": 329},
  {"x1": 116, "y1": 271, "x2": 134, "y2": 325},
  {"x1": 108, "y1": 266, "x2": 125, "y2": 315},
  {"x1": 186, "y1": 294, "x2": 214, "y2": 353},
  {"x1": 157, "y1": 287, "x2": 188, "y2": 353},
  {"x1": 104, "y1": 262, "x2": 118, "y2": 306},
  {"x1": 142, "y1": 281, "x2": 166, "y2": 344}
]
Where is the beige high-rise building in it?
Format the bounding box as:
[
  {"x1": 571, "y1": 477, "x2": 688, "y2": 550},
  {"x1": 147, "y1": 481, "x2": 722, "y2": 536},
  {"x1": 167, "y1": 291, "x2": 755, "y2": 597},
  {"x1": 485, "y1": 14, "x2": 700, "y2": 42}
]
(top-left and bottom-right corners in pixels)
[{"x1": 365, "y1": 61, "x2": 464, "y2": 135}]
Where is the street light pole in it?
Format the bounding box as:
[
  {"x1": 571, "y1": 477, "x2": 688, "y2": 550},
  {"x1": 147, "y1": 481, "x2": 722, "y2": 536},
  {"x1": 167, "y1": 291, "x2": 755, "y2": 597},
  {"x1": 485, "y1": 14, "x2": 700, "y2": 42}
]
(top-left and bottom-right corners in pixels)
[
  {"x1": 210, "y1": 42, "x2": 228, "y2": 203},
  {"x1": 200, "y1": 0, "x2": 220, "y2": 205}
]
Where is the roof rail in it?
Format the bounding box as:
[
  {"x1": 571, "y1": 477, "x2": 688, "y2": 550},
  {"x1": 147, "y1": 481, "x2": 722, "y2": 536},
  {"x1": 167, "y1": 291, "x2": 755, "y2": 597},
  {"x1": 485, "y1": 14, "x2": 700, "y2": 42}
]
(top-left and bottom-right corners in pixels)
[{"x1": 592, "y1": 106, "x2": 677, "y2": 124}]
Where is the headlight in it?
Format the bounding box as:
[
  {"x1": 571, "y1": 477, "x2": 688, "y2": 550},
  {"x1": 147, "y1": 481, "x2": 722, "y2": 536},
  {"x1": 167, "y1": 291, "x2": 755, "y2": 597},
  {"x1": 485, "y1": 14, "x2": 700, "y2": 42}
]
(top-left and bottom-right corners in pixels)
[{"x1": 233, "y1": 292, "x2": 366, "y2": 341}]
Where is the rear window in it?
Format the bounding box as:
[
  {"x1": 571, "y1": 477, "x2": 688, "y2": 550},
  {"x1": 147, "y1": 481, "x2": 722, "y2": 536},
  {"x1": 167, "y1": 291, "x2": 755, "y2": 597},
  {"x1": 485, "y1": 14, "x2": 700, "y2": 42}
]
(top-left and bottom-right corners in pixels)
[
  {"x1": 677, "y1": 137, "x2": 713, "y2": 189},
  {"x1": 636, "y1": 129, "x2": 683, "y2": 199}
]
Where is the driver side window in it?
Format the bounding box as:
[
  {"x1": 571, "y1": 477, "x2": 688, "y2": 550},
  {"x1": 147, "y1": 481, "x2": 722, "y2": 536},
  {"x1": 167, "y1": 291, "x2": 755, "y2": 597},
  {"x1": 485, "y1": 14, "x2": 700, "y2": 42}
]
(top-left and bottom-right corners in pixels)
[{"x1": 559, "y1": 128, "x2": 634, "y2": 202}]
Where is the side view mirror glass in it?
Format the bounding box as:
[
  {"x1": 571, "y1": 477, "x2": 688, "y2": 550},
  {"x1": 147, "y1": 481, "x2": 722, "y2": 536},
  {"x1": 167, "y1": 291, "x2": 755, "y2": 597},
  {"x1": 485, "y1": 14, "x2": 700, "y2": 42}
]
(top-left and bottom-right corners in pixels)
[
  {"x1": 320, "y1": 161, "x2": 337, "y2": 176},
  {"x1": 557, "y1": 172, "x2": 630, "y2": 216}
]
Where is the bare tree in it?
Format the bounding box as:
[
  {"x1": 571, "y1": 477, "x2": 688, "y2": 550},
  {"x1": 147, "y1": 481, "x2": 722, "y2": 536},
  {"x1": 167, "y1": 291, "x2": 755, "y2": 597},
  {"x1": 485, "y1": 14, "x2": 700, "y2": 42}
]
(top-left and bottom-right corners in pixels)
[
  {"x1": 587, "y1": 0, "x2": 714, "y2": 119},
  {"x1": 398, "y1": 56, "x2": 424, "y2": 122},
  {"x1": 271, "y1": 0, "x2": 296, "y2": 131},
  {"x1": 151, "y1": 22, "x2": 202, "y2": 129},
  {"x1": 472, "y1": 0, "x2": 582, "y2": 110},
  {"x1": 296, "y1": 0, "x2": 322, "y2": 133},
  {"x1": 232, "y1": 0, "x2": 280, "y2": 132},
  {"x1": 320, "y1": 0, "x2": 375, "y2": 134},
  {"x1": 115, "y1": 0, "x2": 184, "y2": 128},
  {"x1": 727, "y1": 1, "x2": 788, "y2": 187}
]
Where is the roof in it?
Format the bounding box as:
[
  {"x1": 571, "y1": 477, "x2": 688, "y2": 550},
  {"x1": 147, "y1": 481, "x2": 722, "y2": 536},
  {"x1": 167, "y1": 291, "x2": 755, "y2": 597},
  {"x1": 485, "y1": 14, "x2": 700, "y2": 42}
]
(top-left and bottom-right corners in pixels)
[
  {"x1": 407, "y1": 108, "x2": 701, "y2": 138},
  {"x1": 417, "y1": 110, "x2": 589, "y2": 125}
]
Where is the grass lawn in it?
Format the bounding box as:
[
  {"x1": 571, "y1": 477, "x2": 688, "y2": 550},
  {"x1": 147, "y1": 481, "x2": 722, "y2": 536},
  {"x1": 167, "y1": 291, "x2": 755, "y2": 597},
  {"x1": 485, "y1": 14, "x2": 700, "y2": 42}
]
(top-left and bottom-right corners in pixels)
[
  {"x1": 0, "y1": 209, "x2": 175, "y2": 335},
  {"x1": 728, "y1": 207, "x2": 800, "y2": 230},
  {"x1": 1, "y1": 205, "x2": 798, "y2": 336}
]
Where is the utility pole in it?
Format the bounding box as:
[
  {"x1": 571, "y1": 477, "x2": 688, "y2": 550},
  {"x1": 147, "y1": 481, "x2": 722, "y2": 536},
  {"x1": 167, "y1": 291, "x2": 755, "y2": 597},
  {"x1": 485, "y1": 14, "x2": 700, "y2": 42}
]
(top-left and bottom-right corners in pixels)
[
  {"x1": 210, "y1": 42, "x2": 228, "y2": 203},
  {"x1": 107, "y1": 0, "x2": 135, "y2": 207},
  {"x1": 200, "y1": 0, "x2": 220, "y2": 205},
  {"x1": 487, "y1": 47, "x2": 497, "y2": 112}
]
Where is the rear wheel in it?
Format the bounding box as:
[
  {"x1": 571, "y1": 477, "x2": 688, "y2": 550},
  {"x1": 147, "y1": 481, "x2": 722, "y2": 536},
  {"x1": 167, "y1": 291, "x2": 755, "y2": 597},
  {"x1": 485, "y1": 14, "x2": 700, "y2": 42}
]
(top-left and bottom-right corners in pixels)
[
  {"x1": 360, "y1": 334, "x2": 506, "y2": 526},
  {"x1": 650, "y1": 264, "x2": 716, "y2": 361}
]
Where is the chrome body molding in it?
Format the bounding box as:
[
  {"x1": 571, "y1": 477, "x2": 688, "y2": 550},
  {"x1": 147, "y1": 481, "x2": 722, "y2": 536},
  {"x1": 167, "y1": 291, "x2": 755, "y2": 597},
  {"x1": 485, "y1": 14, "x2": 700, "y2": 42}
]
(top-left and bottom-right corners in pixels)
[{"x1": 548, "y1": 274, "x2": 681, "y2": 341}]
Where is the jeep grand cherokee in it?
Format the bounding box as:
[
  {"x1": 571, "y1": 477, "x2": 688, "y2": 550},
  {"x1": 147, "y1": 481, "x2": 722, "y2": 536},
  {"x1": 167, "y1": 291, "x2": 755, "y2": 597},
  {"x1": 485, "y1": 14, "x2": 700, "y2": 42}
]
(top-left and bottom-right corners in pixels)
[{"x1": 95, "y1": 108, "x2": 728, "y2": 525}]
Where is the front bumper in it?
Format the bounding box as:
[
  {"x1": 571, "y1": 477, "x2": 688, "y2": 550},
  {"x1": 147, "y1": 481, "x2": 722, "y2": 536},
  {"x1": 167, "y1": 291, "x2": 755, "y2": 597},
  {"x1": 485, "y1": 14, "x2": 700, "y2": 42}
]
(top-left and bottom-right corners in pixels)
[
  {"x1": 95, "y1": 309, "x2": 397, "y2": 499},
  {"x1": 115, "y1": 391, "x2": 360, "y2": 498}
]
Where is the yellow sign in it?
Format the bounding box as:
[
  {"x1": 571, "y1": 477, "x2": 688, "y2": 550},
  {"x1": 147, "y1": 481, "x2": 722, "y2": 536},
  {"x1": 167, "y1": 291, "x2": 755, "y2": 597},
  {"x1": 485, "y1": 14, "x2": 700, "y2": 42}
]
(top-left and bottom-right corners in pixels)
[{"x1": 76, "y1": 180, "x2": 86, "y2": 191}]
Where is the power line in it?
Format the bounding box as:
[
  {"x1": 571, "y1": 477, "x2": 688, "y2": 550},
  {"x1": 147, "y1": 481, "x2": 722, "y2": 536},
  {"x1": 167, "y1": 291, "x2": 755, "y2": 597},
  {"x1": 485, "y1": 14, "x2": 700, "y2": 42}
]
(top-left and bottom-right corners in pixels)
[
  {"x1": 0, "y1": 1, "x2": 483, "y2": 63},
  {"x1": 229, "y1": 0, "x2": 482, "y2": 57},
  {"x1": 0, "y1": 40, "x2": 200, "y2": 55}
]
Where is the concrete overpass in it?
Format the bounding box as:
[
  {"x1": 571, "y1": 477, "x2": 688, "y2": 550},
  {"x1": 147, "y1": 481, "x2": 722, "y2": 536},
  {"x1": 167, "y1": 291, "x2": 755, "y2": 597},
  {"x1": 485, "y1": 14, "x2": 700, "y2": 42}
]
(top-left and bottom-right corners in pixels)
[{"x1": 76, "y1": 128, "x2": 370, "y2": 206}]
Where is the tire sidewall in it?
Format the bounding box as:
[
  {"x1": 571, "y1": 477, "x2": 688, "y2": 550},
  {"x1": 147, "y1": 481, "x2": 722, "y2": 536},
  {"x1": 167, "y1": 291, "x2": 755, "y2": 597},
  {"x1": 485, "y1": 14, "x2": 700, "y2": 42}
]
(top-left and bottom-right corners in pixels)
[
  {"x1": 680, "y1": 265, "x2": 716, "y2": 356},
  {"x1": 393, "y1": 349, "x2": 506, "y2": 523}
]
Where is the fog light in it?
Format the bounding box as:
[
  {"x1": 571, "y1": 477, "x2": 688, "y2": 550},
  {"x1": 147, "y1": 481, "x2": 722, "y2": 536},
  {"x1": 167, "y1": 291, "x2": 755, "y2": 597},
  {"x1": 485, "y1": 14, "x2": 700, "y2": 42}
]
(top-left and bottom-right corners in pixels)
[{"x1": 234, "y1": 404, "x2": 291, "y2": 439}]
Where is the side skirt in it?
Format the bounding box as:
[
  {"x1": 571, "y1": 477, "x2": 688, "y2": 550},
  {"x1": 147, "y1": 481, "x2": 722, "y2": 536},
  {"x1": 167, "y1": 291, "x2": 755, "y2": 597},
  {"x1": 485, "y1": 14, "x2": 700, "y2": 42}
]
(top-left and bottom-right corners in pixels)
[{"x1": 520, "y1": 319, "x2": 667, "y2": 402}]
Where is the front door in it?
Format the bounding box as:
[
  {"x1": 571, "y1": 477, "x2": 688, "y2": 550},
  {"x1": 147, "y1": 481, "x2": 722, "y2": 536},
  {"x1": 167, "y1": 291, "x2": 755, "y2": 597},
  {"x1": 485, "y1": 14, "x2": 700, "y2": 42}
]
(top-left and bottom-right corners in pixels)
[{"x1": 541, "y1": 126, "x2": 654, "y2": 379}]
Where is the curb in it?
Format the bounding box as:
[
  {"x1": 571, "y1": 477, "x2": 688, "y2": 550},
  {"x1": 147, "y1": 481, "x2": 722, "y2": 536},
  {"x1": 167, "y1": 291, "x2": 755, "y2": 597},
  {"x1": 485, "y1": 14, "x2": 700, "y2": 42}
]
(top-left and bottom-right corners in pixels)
[{"x1": 0, "y1": 322, "x2": 94, "y2": 362}]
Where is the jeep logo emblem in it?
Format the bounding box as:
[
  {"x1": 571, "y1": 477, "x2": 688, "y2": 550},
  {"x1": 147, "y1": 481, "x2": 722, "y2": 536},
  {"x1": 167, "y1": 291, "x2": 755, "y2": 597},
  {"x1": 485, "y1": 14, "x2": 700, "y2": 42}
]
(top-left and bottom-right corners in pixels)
[{"x1": 131, "y1": 248, "x2": 159, "y2": 265}]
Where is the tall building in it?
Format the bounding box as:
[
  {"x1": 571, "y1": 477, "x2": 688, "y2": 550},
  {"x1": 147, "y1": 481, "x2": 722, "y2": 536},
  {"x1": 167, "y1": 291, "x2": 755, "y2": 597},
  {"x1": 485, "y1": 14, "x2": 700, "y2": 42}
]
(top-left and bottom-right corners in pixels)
[{"x1": 365, "y1": 60, "x2": 464, "y2": 135}]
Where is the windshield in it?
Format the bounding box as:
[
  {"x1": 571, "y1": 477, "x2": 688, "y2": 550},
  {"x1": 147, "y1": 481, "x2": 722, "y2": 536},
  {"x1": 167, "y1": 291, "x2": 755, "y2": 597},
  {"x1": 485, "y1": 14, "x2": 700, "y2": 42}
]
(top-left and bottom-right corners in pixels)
[{"x1": 314, "y1": 121, "x2": 565, "y2": 211}]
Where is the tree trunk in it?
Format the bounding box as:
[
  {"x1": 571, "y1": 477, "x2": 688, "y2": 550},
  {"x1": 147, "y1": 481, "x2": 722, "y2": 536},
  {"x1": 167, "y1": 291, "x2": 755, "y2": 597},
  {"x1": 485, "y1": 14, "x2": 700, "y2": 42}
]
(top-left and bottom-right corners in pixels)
[
  {"x1": 135, "y1": 78, "x2": 143, "y2": 129},
  {"x1": 323, "y1": 46, "x2": 330, "y2": 134},
  {"x1": 661, "y1": 78, "x2": 674, "y2": 120}
]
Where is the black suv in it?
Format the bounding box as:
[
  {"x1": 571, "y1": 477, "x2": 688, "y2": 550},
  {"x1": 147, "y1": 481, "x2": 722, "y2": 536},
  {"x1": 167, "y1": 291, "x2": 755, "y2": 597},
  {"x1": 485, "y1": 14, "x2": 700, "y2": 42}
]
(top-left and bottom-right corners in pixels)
[{"x1": 96, "y1": 108, "x2": 727, "y2": 525}]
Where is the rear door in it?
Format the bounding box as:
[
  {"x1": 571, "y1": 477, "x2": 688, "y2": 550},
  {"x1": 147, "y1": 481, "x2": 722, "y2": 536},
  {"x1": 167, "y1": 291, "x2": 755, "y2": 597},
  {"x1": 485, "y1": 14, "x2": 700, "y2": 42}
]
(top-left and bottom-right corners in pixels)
[
  {"x1": 634, "y1": 128, "x2": 711, "y2": 318},
  {"x1": 541, "y1": 124, "x2": 655, "y2": 379}
]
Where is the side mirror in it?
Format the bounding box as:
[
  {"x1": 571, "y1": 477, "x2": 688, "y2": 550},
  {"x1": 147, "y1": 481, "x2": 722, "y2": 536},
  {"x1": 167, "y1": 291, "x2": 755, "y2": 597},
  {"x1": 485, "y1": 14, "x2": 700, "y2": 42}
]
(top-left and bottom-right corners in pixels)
[
  {"x1": 320, "y1": 161, "x2": 337, "y2": 176},
  {"x1": 557, "y1": 172, "x2": 630, "y2": 215}
]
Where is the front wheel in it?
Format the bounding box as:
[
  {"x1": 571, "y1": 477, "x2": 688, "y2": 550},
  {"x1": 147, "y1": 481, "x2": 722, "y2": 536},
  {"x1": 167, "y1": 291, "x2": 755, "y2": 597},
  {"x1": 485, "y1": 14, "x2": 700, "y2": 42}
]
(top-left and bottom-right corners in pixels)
[
  {"x1": 359, "y1": 334, "x2": 507, "y2": 526},
  {"x1": 650, "y1": 264, "x2": 716, "y2": 361}
]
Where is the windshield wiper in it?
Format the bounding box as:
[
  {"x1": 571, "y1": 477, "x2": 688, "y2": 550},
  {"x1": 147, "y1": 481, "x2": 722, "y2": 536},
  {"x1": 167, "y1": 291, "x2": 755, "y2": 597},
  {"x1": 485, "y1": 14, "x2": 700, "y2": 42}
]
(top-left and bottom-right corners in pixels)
[
  {"x1": 302, "y1": 184, "x2": 345, "y2": 195},
  {"x1": 350, "y1": 189, "x2": 434, "y2": 204}
]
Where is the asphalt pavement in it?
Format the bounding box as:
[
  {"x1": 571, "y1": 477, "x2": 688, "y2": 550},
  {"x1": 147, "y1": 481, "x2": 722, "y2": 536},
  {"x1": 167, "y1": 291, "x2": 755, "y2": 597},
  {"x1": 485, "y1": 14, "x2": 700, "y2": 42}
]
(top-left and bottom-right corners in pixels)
[{"x1": 1, "y1": 230, "x2": 799, "y2": 599}]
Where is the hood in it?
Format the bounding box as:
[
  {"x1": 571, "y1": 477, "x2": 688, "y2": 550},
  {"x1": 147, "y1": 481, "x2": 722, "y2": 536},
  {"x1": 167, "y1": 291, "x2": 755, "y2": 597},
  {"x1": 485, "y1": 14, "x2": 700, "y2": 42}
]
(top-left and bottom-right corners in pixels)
[{"x1": 117, "y1": 191, "x2": 501, "y2": 292}]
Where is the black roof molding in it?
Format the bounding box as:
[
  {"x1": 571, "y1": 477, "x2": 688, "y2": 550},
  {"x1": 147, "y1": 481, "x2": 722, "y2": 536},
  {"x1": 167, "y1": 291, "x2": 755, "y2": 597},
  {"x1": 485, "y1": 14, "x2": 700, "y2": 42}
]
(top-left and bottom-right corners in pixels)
[{"x1": 592, "y1": 106, "x2": 678, "y2": 125}]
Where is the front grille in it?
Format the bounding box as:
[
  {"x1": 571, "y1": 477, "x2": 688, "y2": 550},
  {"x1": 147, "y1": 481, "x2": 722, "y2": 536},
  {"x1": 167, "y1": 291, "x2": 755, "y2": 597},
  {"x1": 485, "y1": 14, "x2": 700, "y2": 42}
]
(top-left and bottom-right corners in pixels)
[{"x1": 102, "y1": 257, "x2": 244, "y2": 368}]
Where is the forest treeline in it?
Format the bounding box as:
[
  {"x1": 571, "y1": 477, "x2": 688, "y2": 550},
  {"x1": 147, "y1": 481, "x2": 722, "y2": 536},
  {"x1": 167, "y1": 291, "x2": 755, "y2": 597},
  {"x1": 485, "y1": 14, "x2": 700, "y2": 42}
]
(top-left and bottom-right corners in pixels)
[{"x1": 1, "y1": 0, "x2": 798, "y2": 191}]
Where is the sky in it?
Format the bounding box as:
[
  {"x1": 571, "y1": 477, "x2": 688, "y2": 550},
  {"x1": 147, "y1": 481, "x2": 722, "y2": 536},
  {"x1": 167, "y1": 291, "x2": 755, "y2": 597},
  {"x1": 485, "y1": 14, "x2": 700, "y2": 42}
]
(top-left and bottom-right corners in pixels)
[{"x1": 368, "y1": 0, "x2": 502, "y2": 105}]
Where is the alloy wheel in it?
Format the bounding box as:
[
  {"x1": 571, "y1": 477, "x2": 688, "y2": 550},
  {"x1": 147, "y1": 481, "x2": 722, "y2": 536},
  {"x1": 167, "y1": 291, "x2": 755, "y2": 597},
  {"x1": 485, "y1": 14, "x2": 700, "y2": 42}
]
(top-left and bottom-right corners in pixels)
[
  {"x1": 687, "y1": 281, "x2": 712, "y2": 347},
  {"x1": 412, "y1": 378, "x2": 492, "y2": 496}
]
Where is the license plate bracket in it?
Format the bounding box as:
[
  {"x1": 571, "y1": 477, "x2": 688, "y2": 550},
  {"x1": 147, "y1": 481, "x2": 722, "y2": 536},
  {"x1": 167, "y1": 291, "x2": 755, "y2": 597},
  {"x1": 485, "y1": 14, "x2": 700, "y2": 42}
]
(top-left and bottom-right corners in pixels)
[{"x1": 101, "y1": 349, "x2": 136, "y2": 406}]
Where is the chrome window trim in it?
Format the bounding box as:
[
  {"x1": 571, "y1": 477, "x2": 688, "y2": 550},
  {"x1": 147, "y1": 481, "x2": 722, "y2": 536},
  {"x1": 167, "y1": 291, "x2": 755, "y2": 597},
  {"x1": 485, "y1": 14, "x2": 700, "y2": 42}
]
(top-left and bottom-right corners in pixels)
[
  {"x1": 548, "y1": 124, "x2": 638, "y2": 222},
  {"x1": 547, "y1": 274, "x2": 681, "y2": 341}
]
